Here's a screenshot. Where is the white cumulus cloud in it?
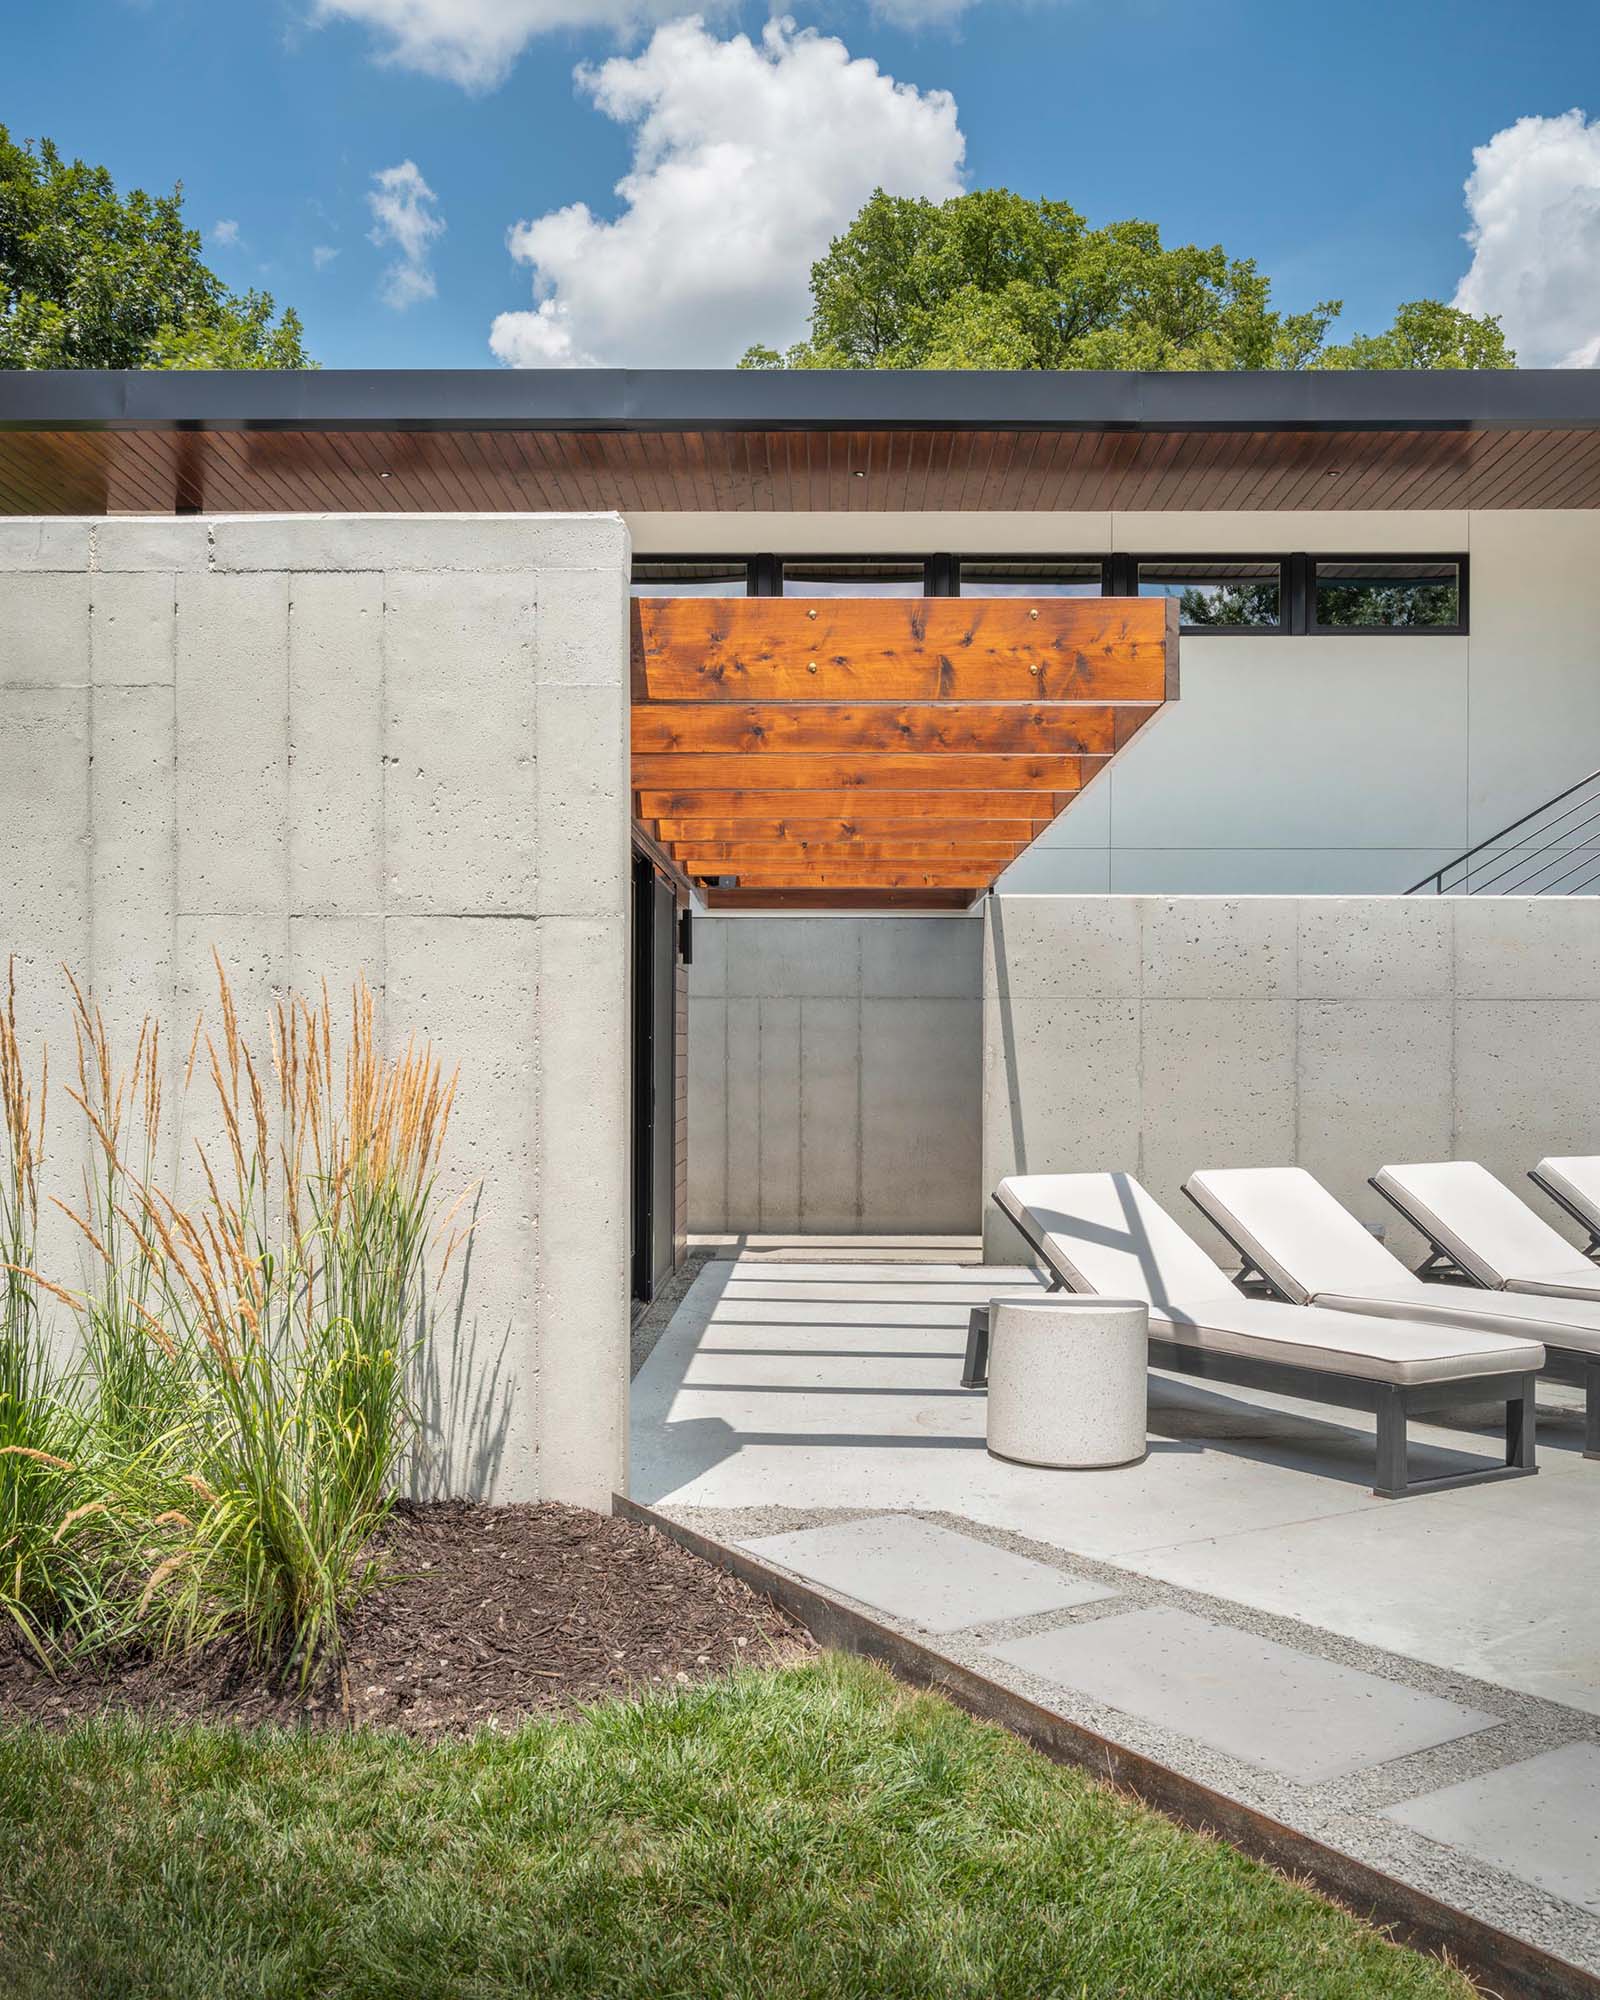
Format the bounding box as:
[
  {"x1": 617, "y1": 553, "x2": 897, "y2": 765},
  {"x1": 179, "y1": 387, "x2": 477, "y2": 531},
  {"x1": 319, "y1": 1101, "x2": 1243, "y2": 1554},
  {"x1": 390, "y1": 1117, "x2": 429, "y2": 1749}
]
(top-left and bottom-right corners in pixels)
[
  {"x1": 312, "y1": 0, "x2": 999, "y2": 91},
  {"x1": 870, "y1": 0, "x2": 976, "y2": 22},
  {"x1": 368, "y1": 160, "x2": 445, "y2": 309},
  {"x1": 312, "y1": 0, "x2": 710, "y2": 91},
  {"x1": 210, "y1": 218, "x2": 241, "y2": 247},
  {"x1": 1453, "y1": 108, "x2": 1600, "y2": 367},
  {"x1": 488, "y1": 16, "x2": 965, "y2": 369},
  {"x1": 312, "y1": 243, "x2": 340, "y2": 270}
]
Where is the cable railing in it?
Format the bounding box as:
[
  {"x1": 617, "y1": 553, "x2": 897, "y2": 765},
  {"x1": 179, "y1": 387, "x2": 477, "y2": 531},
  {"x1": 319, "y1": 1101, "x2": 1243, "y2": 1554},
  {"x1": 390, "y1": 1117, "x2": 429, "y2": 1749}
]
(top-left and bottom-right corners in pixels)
[{"x1": 1408, "y1": 768, "x2": 1600, "y2": 895}]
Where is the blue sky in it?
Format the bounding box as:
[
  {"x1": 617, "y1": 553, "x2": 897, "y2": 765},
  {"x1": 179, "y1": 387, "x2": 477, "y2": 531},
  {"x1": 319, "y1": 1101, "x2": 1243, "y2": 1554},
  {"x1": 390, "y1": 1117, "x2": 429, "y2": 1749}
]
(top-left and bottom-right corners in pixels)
[{"x1": 6, "y1": 0, "x2": 1600, "y2": 369}]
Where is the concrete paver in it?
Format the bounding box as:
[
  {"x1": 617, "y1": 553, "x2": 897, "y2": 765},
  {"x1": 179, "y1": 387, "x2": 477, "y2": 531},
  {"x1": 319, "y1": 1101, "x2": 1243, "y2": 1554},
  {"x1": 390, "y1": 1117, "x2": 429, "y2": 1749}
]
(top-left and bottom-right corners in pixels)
[
  {"x1": 1129, "y1": 1472, "x2": 1600, "y2": 1716},
  {"x1": 987, "y1": 1604, "x2": 1500, "y2": 1783},
  {"x1": 1385, "y1": 1744, "x2": 1600, "y2": 1916},
  {"x1": 740, "y1": 1513, "x2": 1117, "y2": 1633}
]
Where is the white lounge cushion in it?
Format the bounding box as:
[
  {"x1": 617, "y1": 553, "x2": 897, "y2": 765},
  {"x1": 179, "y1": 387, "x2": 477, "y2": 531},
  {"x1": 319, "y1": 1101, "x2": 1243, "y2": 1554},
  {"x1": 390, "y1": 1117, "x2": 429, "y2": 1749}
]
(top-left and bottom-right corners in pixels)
[
  {"x1": 1533, "y1": 1157, "x2": 1600, "y2": 1234},
  {"x1": 1314, "y1": 1286, "x2": 1600, "y2": 1359},
  {"x1": 1185, "y1": 1166, "x2": 1419, "y2": 1307},
  {"x1": 996, "y1": 1172, "x2": 1544, "y2": 1386},
  {"x1": 997, "y1": 1172, "x2": 1236, "y2": 1311},
  {"x1": 1146, "y1": 1293, "x2": 1543, "y2": 1387},
  {"x1": 1187, "y1": 1164, "x2": 1600, "y2": 1359},
  {"x1": 1504, "y1": 1272, "x2": 1600, "y2": 1302},
  {"x1": 1374, "y1": 1161, "x2": 1600, "y2": 1296}
]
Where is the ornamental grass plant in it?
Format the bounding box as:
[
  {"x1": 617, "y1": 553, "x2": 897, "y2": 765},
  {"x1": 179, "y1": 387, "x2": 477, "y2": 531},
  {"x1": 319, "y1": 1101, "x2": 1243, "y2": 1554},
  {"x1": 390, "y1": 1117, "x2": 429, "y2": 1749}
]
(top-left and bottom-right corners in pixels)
[
  {"x1": 0, "y1": 958, "x2": 463, "y2": 1682},
  {"x1": 0, "y1": 963, "x2": 95, "y2": 1662}
]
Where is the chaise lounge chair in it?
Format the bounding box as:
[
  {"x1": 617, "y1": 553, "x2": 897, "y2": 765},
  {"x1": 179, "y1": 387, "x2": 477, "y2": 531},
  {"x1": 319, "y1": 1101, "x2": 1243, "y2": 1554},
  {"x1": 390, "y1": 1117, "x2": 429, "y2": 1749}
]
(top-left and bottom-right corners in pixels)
[
  {"x1": 1183, "y1": 1165, "x2": 1599, "y2": 1461},
  {"x1": 977, "y1": 1172, "x2": 1542, "y2": 1499},
  {"x1": 1370, "y1": 1160, "x2": 1600, "y2": 1305},
  {"x1": 1528, "y1": 1157, "x2": 1600, "y2": 1262}
]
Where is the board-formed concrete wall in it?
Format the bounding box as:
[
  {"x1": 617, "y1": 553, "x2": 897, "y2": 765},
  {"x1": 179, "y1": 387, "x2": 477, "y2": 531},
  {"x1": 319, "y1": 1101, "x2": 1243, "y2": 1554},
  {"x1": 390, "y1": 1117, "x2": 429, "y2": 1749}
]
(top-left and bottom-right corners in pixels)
[
  {"x1": 983, "y1": 894, "x2": 1600, "y2": 1268},
  {"x1": 1, "y1": 513, "x2": 632, "y2": 1507},
  {"x1": 688, "y1": 913, "x2": 982, "y2": 1234}
]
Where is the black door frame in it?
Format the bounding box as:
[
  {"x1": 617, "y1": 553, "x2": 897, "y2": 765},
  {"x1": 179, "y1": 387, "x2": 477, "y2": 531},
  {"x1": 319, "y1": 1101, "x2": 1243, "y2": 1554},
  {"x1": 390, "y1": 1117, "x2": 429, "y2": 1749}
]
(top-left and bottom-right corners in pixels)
[{"x1": 630, "y1": 851, "x2": 678, "y2": 1306}]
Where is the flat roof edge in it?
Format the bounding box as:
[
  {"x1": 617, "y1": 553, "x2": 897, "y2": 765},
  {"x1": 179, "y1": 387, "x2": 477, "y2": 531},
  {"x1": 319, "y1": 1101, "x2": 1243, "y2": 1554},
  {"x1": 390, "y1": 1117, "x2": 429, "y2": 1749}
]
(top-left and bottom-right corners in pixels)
[{"x1": 4, "y1": 368, "x2": 1600, "y2": 435}]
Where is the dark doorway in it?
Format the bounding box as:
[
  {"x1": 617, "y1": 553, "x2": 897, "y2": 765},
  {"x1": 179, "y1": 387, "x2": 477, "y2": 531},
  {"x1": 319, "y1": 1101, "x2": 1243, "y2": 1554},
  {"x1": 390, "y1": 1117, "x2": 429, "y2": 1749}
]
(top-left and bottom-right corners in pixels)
[{"x1": 630, "y1": 852, "x2": 678, "y2": 1305}]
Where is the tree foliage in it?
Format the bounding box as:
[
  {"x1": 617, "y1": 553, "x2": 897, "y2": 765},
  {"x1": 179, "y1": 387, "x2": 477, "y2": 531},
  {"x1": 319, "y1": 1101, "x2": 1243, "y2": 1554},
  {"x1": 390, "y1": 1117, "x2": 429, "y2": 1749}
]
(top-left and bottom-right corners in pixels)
[
  {"x1": 740, "y1": 189, "x2": 1512, "y2": 373},
  {"x1": 0, "y1": 126, "x2": 310, "y2": 370},
  {"x1": 1312, "y1": 297, "x2": 1514, "y2": 370}
]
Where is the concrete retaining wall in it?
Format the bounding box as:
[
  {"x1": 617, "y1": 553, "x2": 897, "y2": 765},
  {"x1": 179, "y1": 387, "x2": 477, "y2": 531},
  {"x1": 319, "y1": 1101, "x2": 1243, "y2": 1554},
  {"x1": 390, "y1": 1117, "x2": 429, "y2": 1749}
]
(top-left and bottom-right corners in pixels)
[
  {"x1": 0, "y1": 513, "x2": 632, "y2": 1506},
  {"x1": 982, "y1": 894, "x2": 1600, "y2": 1267},
  {"x1": 688, "y1": 914, "x2": 982, "y2": 1234}
]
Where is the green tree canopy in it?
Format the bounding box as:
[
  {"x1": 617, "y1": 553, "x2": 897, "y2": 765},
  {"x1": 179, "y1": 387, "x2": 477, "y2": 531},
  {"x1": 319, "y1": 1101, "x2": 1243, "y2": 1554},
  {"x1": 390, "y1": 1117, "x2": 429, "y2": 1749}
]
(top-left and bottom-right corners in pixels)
[
  {"x1": 740, "y1": 189, "x2": 1512, "y2": 373},
  {"x1": 1312, "y1": 297, "x2": 1513, "y2": 370},
  {"x1": 0, "y1": 126, "x2": 311, "y2": 370}
]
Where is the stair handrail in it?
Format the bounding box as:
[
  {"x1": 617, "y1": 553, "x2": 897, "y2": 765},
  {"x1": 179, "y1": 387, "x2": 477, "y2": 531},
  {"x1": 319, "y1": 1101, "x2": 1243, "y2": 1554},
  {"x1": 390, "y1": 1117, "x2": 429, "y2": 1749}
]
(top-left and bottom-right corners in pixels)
[{"x1": 1407, "y1": 767, "x2": 1600, "y2": 895}]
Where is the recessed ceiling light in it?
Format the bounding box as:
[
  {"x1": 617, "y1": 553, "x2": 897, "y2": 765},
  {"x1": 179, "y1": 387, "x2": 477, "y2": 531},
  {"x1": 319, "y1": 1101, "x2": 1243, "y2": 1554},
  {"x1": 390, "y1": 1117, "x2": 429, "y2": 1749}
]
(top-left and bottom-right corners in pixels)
[
  {"x1": 852, "y1": 469, "x2": 866, "y2": 479},
  {"x1": 379, "y1": 470, "x2": 392, "y2": 480}
]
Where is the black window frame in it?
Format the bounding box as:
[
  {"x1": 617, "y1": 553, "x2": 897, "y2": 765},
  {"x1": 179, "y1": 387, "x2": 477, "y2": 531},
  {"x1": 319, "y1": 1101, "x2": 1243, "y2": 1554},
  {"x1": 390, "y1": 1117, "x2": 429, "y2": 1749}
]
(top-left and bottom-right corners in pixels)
[
  {"x1": 1115, "y1": 553, "x2": 1288, "y2": 636},
  {"x1": 629, "y1": 555, "x2": 758, "y2": 596},
  {"x1": 629, "y1": 550, "x2": 1471, "y2": 636},
  {"x1": 1304, "y1": 553, "x2": 1469, "y2": 638},
  {"x1": 777, "y1": 554, "x2": 939, "y2": 597},
  {"x1": 953, "y1": 555, "x2": 1108, "y2": 598}
]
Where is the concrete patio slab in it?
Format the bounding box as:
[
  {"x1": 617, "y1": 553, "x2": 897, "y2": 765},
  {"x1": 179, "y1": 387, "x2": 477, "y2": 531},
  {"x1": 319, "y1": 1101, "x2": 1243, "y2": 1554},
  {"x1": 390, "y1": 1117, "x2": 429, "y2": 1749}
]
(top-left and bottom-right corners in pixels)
[
  {"x1": 986, "y1": 1604, "x2": 1500, "y2": 1783},
  {"x1": 715, "y1": 1280, "x2": 1020, "y2": 1304},
  {"x1": 632, "y1": 1257, "x2": 1600, "y2": 1712},
  {"x1": 716, "y1": 1259, "x2": 1003, "y2": 1277},
  {"x1": 688, "y1": 1296, "x2": 1020, "y2": 1327},
  {"x1": 630, "y1": 1251, "x2": 1600, "y2": 1979},
  {"x1": 1385, "y1": 1744, "x2": 1600, "y2": 1916},
  {"x1": 691, "y1": 1235, "x2": 984, "y2": 1264},
  {"x1": 739, "y1": 1514, "x2": 1117, "y2": 1633}
]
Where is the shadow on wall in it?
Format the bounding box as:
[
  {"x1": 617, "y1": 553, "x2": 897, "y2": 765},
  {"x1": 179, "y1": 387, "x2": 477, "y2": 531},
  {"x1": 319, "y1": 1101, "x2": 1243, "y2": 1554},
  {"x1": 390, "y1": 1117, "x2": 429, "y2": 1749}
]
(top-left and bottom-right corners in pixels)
[
  {"x1": 985, "y1": 896, "x2": 1044, "y2": 1267},
  {"x1": 410, "y1": 1191, "x2": 513, "y2": 1501},
  {"x1": 990, "y1": 897, "x2": 1027, "y2": 1179}
]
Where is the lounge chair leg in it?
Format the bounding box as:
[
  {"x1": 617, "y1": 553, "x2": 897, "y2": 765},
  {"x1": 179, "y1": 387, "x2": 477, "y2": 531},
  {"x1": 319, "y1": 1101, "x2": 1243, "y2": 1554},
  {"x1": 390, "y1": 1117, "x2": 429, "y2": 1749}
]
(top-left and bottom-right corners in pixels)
[
  {"x1": 1506, "y1": 1373, "x2": 1537, "y2": 1472},
  {"x1": 1235, "y1": 1257, "x2": 1279, "y2": 1301},
  {"x1": 962, "y1": 1306, "x2": 990, "y2": 1391},
  {"x1": 1373, "y1": 1385, "x2": 1408, "y2": 1499},
  {"x1": 1414, "y1": 1247, "x2": 1472, "y2": 1284},
  {"x1": 1584, "y1": 1360, "x2": 1600, "y2": 1462}
]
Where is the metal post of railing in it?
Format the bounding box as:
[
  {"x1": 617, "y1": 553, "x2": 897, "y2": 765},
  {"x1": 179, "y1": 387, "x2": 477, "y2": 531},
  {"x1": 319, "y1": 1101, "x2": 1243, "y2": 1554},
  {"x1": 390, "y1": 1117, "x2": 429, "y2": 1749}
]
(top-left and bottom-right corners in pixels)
[{"x1": 1407, "y1": 769, "x2": 1600, "y2": 895}]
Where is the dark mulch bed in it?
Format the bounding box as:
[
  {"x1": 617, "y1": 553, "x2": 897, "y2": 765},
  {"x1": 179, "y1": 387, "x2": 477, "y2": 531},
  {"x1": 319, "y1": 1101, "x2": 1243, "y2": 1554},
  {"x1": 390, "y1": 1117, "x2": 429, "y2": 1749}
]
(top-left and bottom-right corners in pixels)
[{"x1": 0, "y1": 1503, "x2": 812, "y2": 1736}]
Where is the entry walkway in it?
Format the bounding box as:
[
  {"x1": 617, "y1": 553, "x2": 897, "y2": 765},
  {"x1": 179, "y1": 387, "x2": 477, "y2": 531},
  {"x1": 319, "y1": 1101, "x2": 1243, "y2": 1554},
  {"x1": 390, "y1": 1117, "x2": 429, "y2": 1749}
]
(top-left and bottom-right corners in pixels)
[{"x1": 631, "y1": 1252, "x2": 1600, "y2": 1978}]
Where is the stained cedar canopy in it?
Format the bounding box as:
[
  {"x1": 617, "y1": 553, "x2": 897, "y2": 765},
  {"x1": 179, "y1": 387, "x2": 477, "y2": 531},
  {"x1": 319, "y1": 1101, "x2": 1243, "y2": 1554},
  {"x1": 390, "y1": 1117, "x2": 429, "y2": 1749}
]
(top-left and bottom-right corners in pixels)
[{"x1": 631, "y1": 595, "x2": 1178, "y2": 908}]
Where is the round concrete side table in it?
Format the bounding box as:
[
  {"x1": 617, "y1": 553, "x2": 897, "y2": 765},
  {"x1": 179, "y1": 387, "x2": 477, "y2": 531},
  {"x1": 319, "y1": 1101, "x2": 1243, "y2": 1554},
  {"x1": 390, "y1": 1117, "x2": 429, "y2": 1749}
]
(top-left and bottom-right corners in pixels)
[{"x1": 985, "y1": 1295, "x2": 1149, "y2": 1470}]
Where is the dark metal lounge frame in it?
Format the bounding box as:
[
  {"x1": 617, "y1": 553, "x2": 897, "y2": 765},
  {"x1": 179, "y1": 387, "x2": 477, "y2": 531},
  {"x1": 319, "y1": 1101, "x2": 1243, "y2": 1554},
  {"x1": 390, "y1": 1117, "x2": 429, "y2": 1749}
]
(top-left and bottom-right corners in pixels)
[
  {"x1": 966, "y1": 1193, "x2": 1537, "y2": 1501},
  {"x1": 1366, "y1": 1177, "x2": 1600, "y2": 1461}
]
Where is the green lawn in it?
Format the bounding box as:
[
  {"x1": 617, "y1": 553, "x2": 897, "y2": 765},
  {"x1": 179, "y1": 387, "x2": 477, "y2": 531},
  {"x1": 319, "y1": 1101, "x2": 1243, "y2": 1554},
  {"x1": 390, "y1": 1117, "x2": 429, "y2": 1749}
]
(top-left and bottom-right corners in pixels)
[{"x1": 0, "y1": 1655, "x2": 1471, "y2": 2000}]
